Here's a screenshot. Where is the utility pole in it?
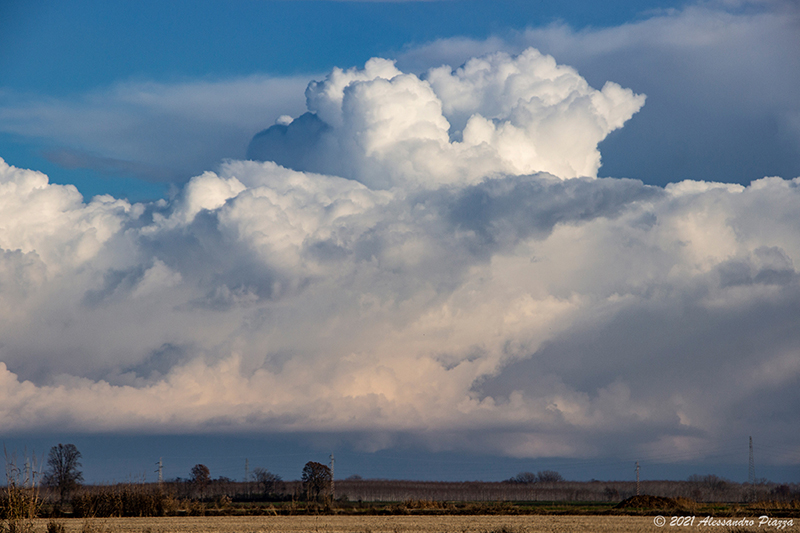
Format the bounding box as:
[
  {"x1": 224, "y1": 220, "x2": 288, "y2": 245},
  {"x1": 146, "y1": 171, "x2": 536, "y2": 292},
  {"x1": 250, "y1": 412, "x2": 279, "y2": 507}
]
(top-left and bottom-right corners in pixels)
[
  {"x1": 635, "y1": 462, "x2": 640, "y2": 496},
  {"x1": 156, "y1": 458, "x2": 163, "y2": 484},
  {"x1": 330, "y1": 453, "x2": 335, "y2": 501},
  {"x1": 245, "y1": 458, "x2": 250, "y2": 497},
  {"x1": 748, "y1": 436, "x2": 756, "y2": 502}
]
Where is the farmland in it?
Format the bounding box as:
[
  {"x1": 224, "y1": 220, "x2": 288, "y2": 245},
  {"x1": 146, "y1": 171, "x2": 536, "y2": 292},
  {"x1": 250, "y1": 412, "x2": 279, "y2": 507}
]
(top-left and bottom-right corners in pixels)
[
  {"x1": 4, "y1": 452, "x2": 798, "y2": 533},
  {"x1": 10, "y1": 497, "x2": 800, "y2": 533},
  {"x1": 24, "y1": 515, "x2": 689, "y2": 532}
]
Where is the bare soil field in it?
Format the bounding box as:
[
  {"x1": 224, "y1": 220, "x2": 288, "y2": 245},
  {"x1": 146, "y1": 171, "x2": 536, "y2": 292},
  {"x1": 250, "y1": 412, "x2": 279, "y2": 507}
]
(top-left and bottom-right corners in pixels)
[{"x1": 27, "y1": 515, "x2": 791, "y2": 533}]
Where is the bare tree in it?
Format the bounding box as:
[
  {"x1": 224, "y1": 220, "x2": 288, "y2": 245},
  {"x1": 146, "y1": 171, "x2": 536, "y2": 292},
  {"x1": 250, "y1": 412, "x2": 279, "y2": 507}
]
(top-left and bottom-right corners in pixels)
[
  {"x1": 688, "y1": 474, "x2": 730, "y2": 501},
  {"x1": 301, "y1": 461, "x2": 331, "y2": 502},
  {"x1": 509, "y1": 471, "x2": 538, "y2": 484},
  {"x1": 537, "y1": 470, "x2": 564, "y2": 483},
  {"x1": 190, "y1": 464, "x2": 211, "y2": 499},
  {"x1": 43, "y1": 444, "x2": 83, "y2": 505},
  {"x1": 253, "y1": 467, "x2": 284, "y2": 497},
  {"x1": 507, "y1": 470, "x2": 563, "y2": 484}
]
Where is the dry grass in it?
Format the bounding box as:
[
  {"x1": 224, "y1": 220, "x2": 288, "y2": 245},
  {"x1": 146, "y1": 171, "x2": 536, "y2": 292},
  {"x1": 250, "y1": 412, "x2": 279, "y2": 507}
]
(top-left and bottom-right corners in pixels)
[
  {"x1": 25, "y1": 515, "x2": 690, "y2": 533},
  {"x1": 2, "y1": 449, "x2": 42, "y2": 533}
]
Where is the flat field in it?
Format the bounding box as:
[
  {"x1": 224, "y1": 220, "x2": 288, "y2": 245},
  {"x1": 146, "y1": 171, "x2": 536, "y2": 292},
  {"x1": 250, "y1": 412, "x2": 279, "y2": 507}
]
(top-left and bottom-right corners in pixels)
[{"x1": 24, "y1": 515, "x2": 730, "y2": 533}]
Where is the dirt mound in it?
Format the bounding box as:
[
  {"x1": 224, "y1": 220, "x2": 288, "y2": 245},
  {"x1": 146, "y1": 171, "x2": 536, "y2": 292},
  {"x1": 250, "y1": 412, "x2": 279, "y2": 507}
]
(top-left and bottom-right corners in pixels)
[{"x1": 614, "y1": 495, "x2": 680, "y2": 509}]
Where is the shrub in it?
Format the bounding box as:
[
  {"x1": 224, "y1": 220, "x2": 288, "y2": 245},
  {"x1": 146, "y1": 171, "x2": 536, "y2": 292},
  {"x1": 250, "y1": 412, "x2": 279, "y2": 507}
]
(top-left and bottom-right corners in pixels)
[{"x1": 71, "y1": 485, "x2": 174, "y2": 518}]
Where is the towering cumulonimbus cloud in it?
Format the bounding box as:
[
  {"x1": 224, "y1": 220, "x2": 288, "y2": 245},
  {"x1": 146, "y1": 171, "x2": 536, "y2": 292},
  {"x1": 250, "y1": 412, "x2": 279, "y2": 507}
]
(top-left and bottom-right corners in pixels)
[
  {"x1": 248, "y1": 48, "x2": 646, "y2": 188},
  {"x1": 0, "y1": 47, "x2": 799, "y2": 465}
]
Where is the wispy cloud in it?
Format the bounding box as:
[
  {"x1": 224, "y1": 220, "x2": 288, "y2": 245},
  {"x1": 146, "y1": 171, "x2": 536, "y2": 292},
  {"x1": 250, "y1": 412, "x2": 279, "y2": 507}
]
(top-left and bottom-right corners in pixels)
[{"x1": 0, "y1": 76, "x2": 310, "y2": 181}]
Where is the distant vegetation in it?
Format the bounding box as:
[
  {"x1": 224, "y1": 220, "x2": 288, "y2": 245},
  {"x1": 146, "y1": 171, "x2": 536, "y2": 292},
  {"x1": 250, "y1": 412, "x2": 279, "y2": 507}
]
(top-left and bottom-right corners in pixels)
[
  {"x1": 43, "y1": 444, "x2": 83, "y2": 507},
  {"x1": 2, "y1": 446, "x2": 799, "y2": 529},
  {"x1": 506, "y1": 470, "x2": 564, "y2": 484}
]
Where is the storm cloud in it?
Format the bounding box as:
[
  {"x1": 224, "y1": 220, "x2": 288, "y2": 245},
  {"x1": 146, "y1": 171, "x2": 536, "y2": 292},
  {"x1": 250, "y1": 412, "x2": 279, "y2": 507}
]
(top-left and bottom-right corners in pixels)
[{"x1": 0, "y1": 46, "x2": 798, "y2": 467}]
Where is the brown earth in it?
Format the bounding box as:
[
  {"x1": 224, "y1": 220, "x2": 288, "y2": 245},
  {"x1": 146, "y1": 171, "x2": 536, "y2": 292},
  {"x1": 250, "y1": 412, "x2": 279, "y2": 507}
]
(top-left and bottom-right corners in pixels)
[
  {"x1": 614, "y1": 495, "x2": 682, "y2": 510},
  {"x1": 26, "y1": 515, "x2": 689, "y2": 533}
]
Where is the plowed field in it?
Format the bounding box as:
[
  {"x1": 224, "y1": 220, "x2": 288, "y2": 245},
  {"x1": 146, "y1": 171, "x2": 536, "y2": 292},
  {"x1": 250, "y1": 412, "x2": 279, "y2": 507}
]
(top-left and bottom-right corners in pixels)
[{"x1": 24, "y1": 515, "x2": 769, "y2": 533}]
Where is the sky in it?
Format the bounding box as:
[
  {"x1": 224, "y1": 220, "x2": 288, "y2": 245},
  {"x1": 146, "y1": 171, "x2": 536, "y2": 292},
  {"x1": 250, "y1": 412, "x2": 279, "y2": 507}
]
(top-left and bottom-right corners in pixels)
[{"x1": 1, "y1": 0, "x2": 799, "y2": 485}]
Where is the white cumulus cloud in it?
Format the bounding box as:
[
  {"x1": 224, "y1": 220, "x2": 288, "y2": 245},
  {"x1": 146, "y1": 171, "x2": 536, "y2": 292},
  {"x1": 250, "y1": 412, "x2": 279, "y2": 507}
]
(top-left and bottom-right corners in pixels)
[
  {"x1": 397, "y1": 1, "x2": 800, "y2": 185},
  {"x1": 249, "y1": 48, "x2": 645, "y2": 188},
  {"x1": 0, "y1": 43, "x2": 798, "y2": 466}
]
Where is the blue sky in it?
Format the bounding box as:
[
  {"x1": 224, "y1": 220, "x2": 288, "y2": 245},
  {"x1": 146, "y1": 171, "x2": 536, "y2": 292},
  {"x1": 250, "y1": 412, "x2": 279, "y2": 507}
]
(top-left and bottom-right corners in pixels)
[
  {"x1": 0, "y1": 0, "x2": 670, "y2": 201},
  {"x1": 4, "y1": 0, "x2": 798, "y2": 201},
  {"x1": 1, "y1": 0, "x2": 800, "y2": 485},
  {"x1": 3, "y1": 0, "x2": 686, "y2": 92}
]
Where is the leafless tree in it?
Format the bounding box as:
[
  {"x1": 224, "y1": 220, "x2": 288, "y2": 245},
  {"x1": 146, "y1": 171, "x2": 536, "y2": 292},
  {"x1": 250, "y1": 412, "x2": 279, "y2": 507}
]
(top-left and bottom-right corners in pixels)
[
  {"x1": 43, "y1": 443, "x2": 83, "y2": 505},
  {"x1": 253, "y1": 467, "x2": 284, "y2": 496},
  {"x1": 509, "y1": 472, "x2": 537, "y2": 484},
  {"x1": 536, "y1": 470, "x2": 564, "y2": 483},
  {"x1": 508, "y1": 470, "x2": 563, "y2": 484}
]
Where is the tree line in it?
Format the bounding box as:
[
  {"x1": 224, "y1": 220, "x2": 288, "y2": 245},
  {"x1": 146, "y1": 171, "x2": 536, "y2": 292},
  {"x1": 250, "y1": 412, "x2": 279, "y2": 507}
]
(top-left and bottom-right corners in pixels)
[
  {"x1": 29, "y1": 444, "x2": 336, "y2": 505},
  {"x1": 8, "y1": 443, "x2": 799, "y2": 510}
]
